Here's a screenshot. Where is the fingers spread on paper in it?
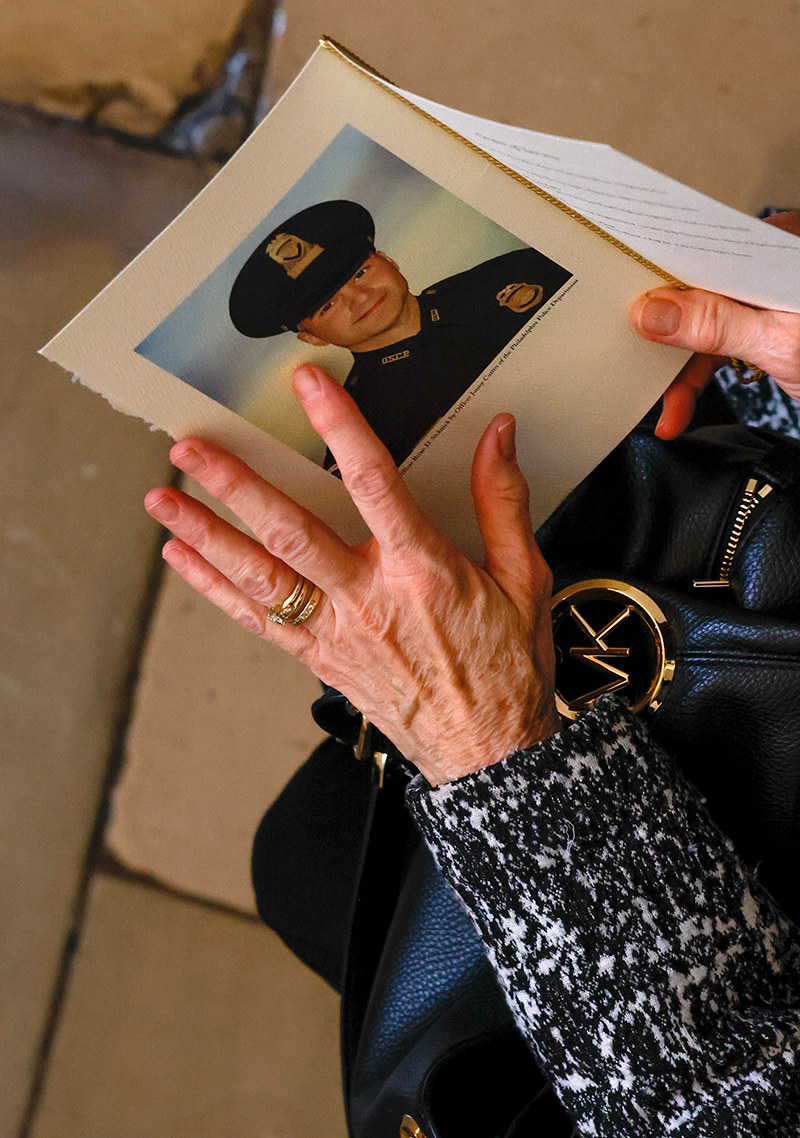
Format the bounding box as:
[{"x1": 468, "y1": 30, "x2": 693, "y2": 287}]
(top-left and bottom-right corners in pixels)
[
  {"x1": 145, "y1": 365, "x2": 560, "y2": 783},
  {"x1": 143, "y1": 482, "x2": 330, "y2": 643},
  {"x1": 292, "y1": 365, "x2": 429, "y2": 555},
  {"x1": 168, "y1": 438, "x2": 356, "y2": 598}
]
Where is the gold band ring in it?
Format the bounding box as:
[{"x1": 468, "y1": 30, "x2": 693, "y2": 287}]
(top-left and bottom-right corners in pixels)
[
  {"x1": 266, "y1": 575, "x2": 323, "y2": 627},
  {"x1": 292, "y1": 585, "x2": 322, "y2": 626}
]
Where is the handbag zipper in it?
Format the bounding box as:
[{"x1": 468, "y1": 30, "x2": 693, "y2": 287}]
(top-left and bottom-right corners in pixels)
[{"x1": 693, "y1": 477, "x2": 773, "y2": 588}]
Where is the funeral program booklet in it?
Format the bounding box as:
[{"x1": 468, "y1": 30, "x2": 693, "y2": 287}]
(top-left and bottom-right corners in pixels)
[{"x1": 42, "y1": 39, "x2": 800, "y2": 560}]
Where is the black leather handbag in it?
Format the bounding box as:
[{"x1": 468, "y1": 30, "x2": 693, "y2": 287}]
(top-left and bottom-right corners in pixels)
[
  {"x1": 541, "y1": 421, "x2": 800, "y2": 919},
  {"x1": 257, "y1": 420, "x2": 800, "y2": 1138}
]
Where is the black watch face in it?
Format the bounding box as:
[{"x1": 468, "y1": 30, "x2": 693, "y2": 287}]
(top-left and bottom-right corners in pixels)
[{"x1": 551, "y1": 580, "x2": 675, "y2": 719}]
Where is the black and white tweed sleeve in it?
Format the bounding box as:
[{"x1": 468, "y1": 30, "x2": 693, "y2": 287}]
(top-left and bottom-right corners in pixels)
[
  {"x1": 406, "y1": 698, "x2": 800, "y2": 1137},
  {"x1": 716, "y1": 367, "x2": 800, "y2": 439}
]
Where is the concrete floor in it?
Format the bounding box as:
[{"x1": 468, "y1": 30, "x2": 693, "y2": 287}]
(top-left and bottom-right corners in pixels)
[{"x1": 3, "y1": 1, "x2": 799, "y2": 1135}]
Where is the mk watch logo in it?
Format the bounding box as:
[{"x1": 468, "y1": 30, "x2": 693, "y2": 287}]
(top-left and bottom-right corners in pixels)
[
  {"x1": 565, "y1": 604, "x2": 633, "y2": 701},
  {"x1": 551, "y1": 580, "x2": 674, "y2": 720}
]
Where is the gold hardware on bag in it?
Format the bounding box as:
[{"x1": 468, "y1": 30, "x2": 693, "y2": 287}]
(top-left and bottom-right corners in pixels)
[
  {"x1": 373, "y1": 750, "x2": 389, "y2": 789},
  {"x1": 693, "y1": 479, "x2": 773, "y2": 588},
  {"x1": 551, "y1": 579, "x2": 675, "y2": 719},
  {"x1": 400, "y1": 1116, "x2": 428, "y2": 1138},
  {"x1": 355, "y1": 713, "x2": 372, "y2": 761},
  {"x1": 354, "y1": 713, "x2": 390, "y2": 787}
]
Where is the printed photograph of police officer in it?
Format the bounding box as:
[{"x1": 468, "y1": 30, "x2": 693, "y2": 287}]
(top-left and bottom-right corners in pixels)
[
  {"x1": 135, "y1": 125, "x2": 574, "y2": 468},
  {"x1": 228, "y1": 199, "x2": 572, "y2": 468}
]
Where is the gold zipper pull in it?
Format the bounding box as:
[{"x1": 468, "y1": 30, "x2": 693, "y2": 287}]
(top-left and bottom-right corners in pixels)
[{"x1": 693, "y1": 479, "x2": 772, "y2": 589}]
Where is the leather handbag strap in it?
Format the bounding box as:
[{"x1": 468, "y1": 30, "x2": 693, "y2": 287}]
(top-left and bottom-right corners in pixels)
[
  {"x1": 337, "y1": 743, "x2": 573, "y2": 1138},
  {"x1": 340, "y1": 769, "x2": 411, "y2": 1133}
]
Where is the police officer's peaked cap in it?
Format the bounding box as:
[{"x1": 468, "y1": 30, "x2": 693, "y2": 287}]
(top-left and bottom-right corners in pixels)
[{"x1": 228, "y1": 200, "x2": 376, "y2": 338}]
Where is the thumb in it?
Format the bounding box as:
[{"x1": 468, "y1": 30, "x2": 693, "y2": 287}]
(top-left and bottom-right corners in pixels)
[
  {"x1": 630, "y1": 287, "x2": 800, "y2": 385},
  {"x1": 470, "y1": 414, "x2": 551, "y2": 615}
]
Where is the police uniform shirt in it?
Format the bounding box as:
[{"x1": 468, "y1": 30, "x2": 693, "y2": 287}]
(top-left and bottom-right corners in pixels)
[{"x1": 333, "y1": 247, "x2": 572, "y2": 468}]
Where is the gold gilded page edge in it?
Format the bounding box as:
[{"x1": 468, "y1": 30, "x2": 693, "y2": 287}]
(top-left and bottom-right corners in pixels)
[{"x1": 319, "y1": 37, "x2": 685, "y2": 290}]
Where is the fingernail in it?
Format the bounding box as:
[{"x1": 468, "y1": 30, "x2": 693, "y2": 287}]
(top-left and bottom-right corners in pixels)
[
  {"x1": 146, "y1": 491, "x2": 178, "y2": 522},
  {"x1": 292, "y1": 365, "x2": 322, "y2": 401},
  {"x1": 162, "y1": 541, "x2": 186, "y2": 569},
  {"x1": 639, "y1": 297, "x2": 682, "y2": 336},
  {"x1": 497, "y1": 417, "x2": 516, "y2": 461},
  {"x1": 171, "y1": 444, "x2": 206, "y2": 474}
]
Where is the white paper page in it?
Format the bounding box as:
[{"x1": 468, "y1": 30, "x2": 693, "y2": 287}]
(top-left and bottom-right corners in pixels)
[
  {"x1": 385, "y1": 85, "x2": 800, "y2": 314},
  {"x1": 42, "y1": 42, "x2": 688, "y2": 560}
]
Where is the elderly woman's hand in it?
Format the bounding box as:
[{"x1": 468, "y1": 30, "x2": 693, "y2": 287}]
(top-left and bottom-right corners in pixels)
[
  {"x1": 144, "y1": 364, "x2": 559, "y2": 786},
  {"x1": 629, "y1": 211, "x2": 800, "y2": 439}
]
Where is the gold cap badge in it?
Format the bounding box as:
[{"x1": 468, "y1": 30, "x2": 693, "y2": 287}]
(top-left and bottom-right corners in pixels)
[
  {"x1": 496, "y1": 282, "x2": 544, "y2": 313},
  {"x1": 265, "y1": 232, "x2": 324, "y2": 279}
]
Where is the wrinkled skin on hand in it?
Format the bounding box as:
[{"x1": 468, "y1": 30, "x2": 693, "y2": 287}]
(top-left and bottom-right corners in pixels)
[
  {"x1": 145, "y1": 365, "x2": 559, "y2": 786},
  {"x1": 630, "y1": 211, "x2": 800, "y2": 438}
]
